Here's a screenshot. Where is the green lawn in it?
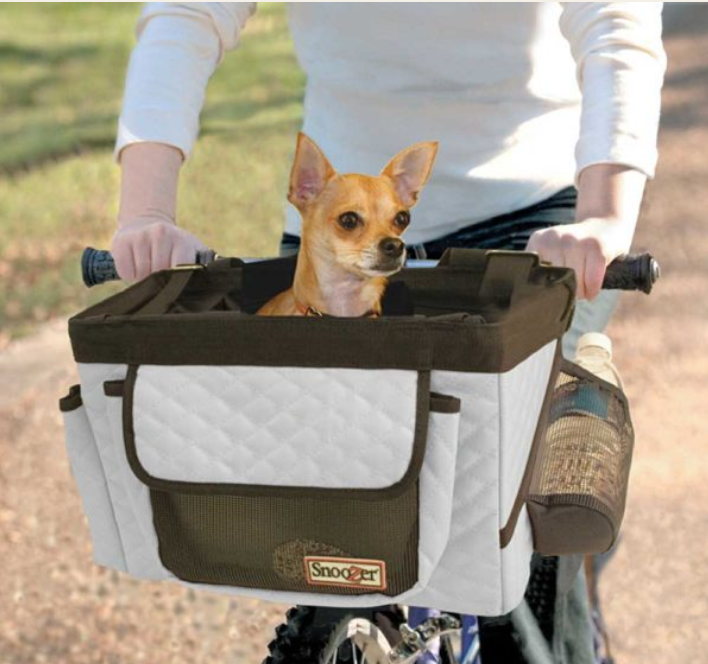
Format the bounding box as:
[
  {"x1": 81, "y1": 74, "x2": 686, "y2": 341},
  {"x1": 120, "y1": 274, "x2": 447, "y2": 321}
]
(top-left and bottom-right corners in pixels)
[{"x1": 0, "y1": 2, "x2": 304, "y2": 340}]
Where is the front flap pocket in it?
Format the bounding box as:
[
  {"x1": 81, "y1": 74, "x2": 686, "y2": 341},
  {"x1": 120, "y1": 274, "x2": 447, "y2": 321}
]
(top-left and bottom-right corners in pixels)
[
  {"x1": 123, "y1": 365, "x2": 429, "y2": 496},
  {"x1": 119, "y1": 364, "x2": 458, "y2": 597},
  {"x1": 527, "y1": 359, "x2": 634, "y2": 555}
]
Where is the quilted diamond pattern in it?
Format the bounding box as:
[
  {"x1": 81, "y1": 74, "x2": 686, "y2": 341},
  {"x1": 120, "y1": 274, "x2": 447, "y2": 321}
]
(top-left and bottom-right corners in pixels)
[
  {"x1": 499, "y1": 341, "x2": 556, "y2": 525},
  {"x1": 414, "y1": 369, "x2": 504, "y2": 615},
  {"x1": 105, "y1": 396, "x2": 167, "y2": 579},
  {"x1": 68, "y1": 339, "x2": 555, "y2": 614},
  {"x1": 62, "y1": 406, "x2": 126, "y2": 571},
  {"x1": 79, "y1": 363, "x2": 168, "y2": 580},
  {"x1": 413, "y1": 343, "x2": 556, "y2": 615},
  {"x1": 417, "y1": 408, "x2": 460, "y2": 585},
  {"x1": 132, "y1": 366, "x2": 419, "y2": 489}
]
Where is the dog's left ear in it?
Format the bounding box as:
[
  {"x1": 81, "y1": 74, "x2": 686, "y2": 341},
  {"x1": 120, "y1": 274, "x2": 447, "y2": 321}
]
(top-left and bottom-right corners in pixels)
[{"x1": 380, "y1": 141, "x2": 439, "y2": 207}]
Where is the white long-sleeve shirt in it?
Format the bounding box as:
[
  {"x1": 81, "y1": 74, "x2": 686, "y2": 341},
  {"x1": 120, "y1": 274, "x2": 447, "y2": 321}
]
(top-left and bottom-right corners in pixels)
[{"x1": 116, "y1": 2, "x2": 666, "y2": 244}]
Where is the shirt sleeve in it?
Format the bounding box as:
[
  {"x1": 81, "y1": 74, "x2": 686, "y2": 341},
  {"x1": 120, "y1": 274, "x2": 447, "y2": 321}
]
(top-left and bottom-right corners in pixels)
[
  {"x1": 559, "y1": 2, "x2": 667, "y2": 182},
  {"x1": 115, "y1": 2, "x2": 256, "y2": 162}
]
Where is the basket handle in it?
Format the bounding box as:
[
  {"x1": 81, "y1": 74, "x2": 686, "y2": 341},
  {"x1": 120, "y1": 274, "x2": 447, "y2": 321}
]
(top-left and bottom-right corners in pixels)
[{"x1": 135, "y1": 268, "x2": 201, "y2": 316}]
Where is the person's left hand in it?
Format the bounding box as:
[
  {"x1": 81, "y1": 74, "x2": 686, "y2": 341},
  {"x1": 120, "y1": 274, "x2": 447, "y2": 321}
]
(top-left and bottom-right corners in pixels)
[{"x1": 526, "y1": 216, "x2": 633, "y2": 300}]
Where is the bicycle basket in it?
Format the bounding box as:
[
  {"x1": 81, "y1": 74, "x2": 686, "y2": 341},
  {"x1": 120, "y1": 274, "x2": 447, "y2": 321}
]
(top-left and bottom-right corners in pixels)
[{"x1": 59, "y1": 248, "x2": 613, "y2": 616}]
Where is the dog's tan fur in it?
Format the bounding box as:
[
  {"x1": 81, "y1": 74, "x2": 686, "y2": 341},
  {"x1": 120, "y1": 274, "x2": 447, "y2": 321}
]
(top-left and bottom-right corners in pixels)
[{"x1": 258, "y1": 133, "x2": 438, "y2": 317}]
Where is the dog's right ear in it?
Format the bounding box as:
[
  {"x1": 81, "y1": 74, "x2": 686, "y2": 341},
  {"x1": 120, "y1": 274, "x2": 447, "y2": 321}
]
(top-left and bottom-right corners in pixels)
[{"x1": 288, "y1": 133, "x2": 336, "y2": 209}]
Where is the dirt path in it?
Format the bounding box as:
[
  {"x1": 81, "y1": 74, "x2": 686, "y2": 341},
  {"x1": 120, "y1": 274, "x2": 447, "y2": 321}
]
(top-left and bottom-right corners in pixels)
[
  {"x1": 597, "y1": 7, "x2": 708, "y2": 661},
  {"x1": 2, "y1": 8, "x2": 707, "y2": 664}
]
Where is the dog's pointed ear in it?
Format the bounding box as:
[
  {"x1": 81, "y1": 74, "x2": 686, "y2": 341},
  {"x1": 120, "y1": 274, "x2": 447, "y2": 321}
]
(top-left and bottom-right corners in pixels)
[
  {"x1": 288, "y1": 133, "x2": 336, "y2": 209},
  {"x1": 380, "y1": 142, "x2": 438, "y2": 207}
]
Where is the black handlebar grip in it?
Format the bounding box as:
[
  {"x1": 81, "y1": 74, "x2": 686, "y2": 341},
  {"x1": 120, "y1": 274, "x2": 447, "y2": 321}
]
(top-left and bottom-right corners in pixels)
[
  {"x1": 601, "y1": 253, "x2": 660, "y2": 294},
  {"x1": 81, "y1": 247, "x2": 119, "y2": 287},
  {"x1": 81, "y1": 246, "x2": 217, "y2": 287}
]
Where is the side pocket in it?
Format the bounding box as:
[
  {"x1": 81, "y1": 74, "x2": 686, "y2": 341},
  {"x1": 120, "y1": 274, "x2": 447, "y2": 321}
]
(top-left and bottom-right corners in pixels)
[
  {"x1": 527, "y1": 359, "x2": 634, "y2": 555},
  {"x1": 59, "y1": 385, "x2": 127, "y2": 572},
  {"x1": 102, "y1": 379, "x2": 172, "y2": 581},
  {"x1": 417, "y1": 393, "x2": 461, "y2": 587}
]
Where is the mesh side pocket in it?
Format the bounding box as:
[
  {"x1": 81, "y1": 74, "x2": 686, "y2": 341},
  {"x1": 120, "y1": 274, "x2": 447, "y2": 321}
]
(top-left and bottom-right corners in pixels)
[{"x1": 527, "y1": 359, "x2": 634, "y2": 555}]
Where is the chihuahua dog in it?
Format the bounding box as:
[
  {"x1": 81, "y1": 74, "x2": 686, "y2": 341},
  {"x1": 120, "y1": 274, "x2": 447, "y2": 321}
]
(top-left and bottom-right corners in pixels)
[{"x1": 258, "y1": 133, "x2": 438, "y2": 317}]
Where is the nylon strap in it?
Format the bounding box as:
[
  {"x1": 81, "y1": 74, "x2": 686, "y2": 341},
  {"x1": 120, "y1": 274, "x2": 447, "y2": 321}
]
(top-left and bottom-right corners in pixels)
[{"x1": 135, "y1": 269, "x2": 198, "y2": 316}]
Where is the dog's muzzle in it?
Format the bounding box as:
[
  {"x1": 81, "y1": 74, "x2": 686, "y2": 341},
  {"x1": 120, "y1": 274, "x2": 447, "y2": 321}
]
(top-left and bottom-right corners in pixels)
[
  {"x1": 369, "y1": 237, "x2": 406, "y2": 274},
  {"x1": 379, "y1": 237, "x2": 405, "y2": 259}
]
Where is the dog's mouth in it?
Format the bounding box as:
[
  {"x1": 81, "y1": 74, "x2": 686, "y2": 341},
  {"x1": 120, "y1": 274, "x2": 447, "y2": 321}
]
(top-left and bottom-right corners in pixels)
[{"x1": 356, "y1": 257, "x2": 406, "y2": 278}]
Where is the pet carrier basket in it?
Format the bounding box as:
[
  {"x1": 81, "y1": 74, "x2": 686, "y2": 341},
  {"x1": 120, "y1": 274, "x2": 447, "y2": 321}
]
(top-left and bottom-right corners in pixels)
[{"x1": 59, "y1": 249, "x2": 633, "y2": 616}]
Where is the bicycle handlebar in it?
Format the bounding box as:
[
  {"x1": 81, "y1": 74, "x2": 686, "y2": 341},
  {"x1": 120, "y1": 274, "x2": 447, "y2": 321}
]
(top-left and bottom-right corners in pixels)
[
  {"x1": 81, "y1": 246, "x2": 660, "y2": 294},
  {"x1": 81, "y1": 248, "x2": 218, "y2": 288}
]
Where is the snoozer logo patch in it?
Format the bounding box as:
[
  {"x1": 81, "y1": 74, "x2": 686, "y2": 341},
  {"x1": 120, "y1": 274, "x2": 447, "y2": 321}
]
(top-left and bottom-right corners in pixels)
[{"x1": 304, "y1": 556, "x2": 387, "y2": 590}]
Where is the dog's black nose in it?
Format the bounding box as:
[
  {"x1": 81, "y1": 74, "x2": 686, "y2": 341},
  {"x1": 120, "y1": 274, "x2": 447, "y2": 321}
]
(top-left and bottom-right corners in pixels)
[{"x1": 379, "y1": 237, "x2": 405, "y2": 258}]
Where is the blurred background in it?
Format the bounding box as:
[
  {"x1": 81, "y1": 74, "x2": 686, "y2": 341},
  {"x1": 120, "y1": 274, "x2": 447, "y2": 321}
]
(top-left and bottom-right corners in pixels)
[
  {"x1": 0, "y1": 3, "x2": 706, "y2": 663},
  {"x1": 0, "y1": 2, "x2": 302, "y2": 343}
]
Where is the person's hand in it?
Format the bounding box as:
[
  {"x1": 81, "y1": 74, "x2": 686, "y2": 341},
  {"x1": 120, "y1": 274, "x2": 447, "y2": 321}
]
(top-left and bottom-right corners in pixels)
[
  {"x1": 527, "y1": 164, "x2": 647, "y2": 301},
  {"x1": 526, "y1": 216, "x2": 633, "y2": 300},
  {"x1": 114, "y1": 142, "x2": 202, "y2": 281},
  {"x1": 112, "y1": 217, "x2": 206, "y2": 281}
]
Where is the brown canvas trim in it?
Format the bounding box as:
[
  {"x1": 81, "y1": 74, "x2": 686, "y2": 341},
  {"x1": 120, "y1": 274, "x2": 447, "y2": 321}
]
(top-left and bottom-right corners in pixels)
[
  {"x1": 73, "y1": 315, "x2": 433, "y2": 370},
  {"x1": 103, "y1": 380, "x2": 125, "y2": 397},
  {"x1": 59, "y1": 384, "x2": 83, "y2": 412},
  {"x1": 69, "y1": 249, "x2": 575, "y2": 374},
  {"x1": 559, "y1": 358, "x2": 631, "y2": 417},
  {"x1": 499, "y1": 341, "x2": 563, "y2": 548},
  {"x1": 122, "y1": 365, "x2": 431, "y2": 501},
  {"x1": 429, "y1": 392, "x2": 461, "y2": 414},
  {"x1": 527, "y1": 492, "x2": 617, "y2": 522},
  {"x1": 70, "y1": 310, "x2": 570, "y2": 374},
  {"x1": 526, "y1": 496, "x2": 616, "y2": 555}
]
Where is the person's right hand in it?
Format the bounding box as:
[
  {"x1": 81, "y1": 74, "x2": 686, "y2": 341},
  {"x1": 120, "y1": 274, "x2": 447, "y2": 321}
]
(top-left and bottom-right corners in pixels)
[{"x1": 111, "y1": 217, "x2": 207, "y2": 282}]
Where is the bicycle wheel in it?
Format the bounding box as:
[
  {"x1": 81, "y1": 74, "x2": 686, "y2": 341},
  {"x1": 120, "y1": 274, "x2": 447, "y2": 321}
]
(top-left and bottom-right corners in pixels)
[
  {"x1": 319, "y1": 611, "x2": 459, "y2": 664},
  {"x1": 319, "y1": 615, "x2": 396, "y2": 664},
  {"x1": 263, "y1": 605, "x2": 406, "y2": 664}
]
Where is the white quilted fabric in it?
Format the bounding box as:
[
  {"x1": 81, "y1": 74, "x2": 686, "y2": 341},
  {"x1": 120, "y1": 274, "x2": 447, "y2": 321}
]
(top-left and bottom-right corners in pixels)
[
  {"x1": 417, "y1": 408, "x2": 460, "y2": 585},
  {"x1": 78, "y1": 363, "x2": 168, "y2": 580},
  {"x1": 412, "y1": 341, "x2": 556, "y2": 615},
  {"x1": 68, "y1": 340, "x2": 557, "y2": 614},
  {"x1": 131, "y1": 366, "x2": 419, "y2": 489},
  {"x1": 415, "y1": 368, "x2": 503, "y2": 614},
  {"x1": 105, "y1": 396, "x2": 169, "y2": 580},
  {"x1": 61, "y1": 405, "x2": 126, "y2": 571},
  {"x1": 498, "y1": 341, "x2": 556, "y2": 526},
  {"x1": 500, "y1": 507, "x2": 535, "y2": 610}
]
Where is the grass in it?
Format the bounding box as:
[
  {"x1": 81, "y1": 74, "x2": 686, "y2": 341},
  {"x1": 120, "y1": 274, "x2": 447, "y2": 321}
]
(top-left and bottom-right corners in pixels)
[{"x1": 0, "y1": 2, "x2": 304, "y2": 341}]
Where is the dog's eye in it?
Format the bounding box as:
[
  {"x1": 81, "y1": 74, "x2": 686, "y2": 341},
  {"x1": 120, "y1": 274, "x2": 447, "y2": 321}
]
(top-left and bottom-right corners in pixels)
[
  {"x1": 395, "y1": 211, "x2": 411, "y2": 229},
  {"x1": 338, "y1": 212, "x2": 361, "y2": 230}
]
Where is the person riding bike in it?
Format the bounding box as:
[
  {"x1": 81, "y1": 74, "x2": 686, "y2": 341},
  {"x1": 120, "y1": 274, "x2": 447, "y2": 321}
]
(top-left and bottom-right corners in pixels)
[{"x1": 111, "y1": 3, "x2": 666, "y2": 662}]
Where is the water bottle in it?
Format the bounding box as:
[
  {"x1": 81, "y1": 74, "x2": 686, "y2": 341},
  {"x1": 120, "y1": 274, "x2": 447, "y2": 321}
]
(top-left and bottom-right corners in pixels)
[
  {"x1": 536, "y1": 333, "x2": 627, "y2": 511},
  {"x1": 574, "y1": 332, "x2": 623, "y2": 391},
  {"x1": 548, "y1": 333, "x2": 622, "y2": 423}
]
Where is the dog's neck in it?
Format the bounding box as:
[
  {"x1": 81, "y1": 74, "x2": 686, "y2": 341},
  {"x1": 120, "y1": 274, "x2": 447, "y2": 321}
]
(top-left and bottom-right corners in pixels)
[{"x1": 293, "y1": 236, "x2": 386, "y2": 317}]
